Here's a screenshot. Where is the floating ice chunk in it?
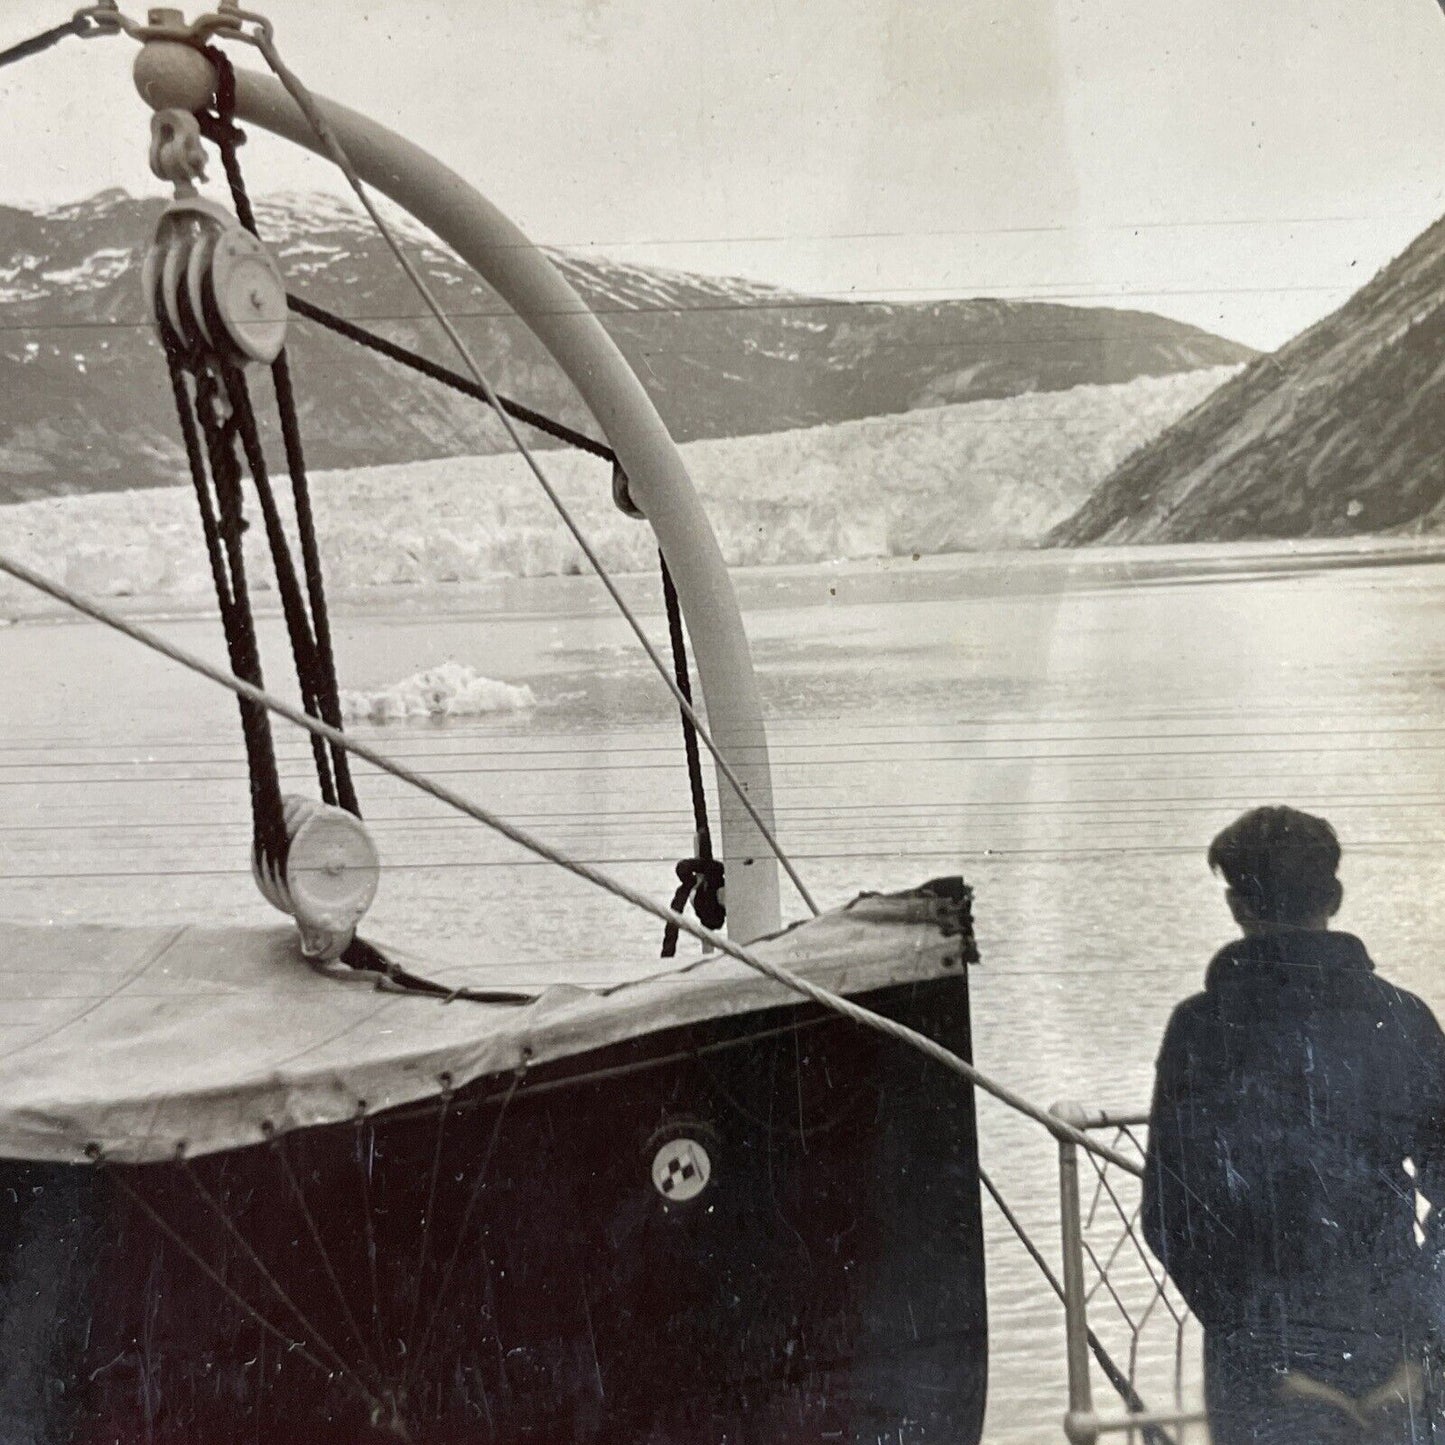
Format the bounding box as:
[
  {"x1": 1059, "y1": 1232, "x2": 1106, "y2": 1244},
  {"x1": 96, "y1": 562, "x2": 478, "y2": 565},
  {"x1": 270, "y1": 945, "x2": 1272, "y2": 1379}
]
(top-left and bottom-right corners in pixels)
[{"x1": 339, "y1": 662, "x2": 537, "y2": 723}]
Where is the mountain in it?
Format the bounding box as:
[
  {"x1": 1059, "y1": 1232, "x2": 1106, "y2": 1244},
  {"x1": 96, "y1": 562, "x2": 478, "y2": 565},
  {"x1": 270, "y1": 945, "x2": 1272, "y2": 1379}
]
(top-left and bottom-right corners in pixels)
[
  {"x1": 0, "y1": 188, "x2": 1252, "y2": 504},
  {"x1": 1051, "y1": 213, "x2": 1445, "y2": 544}
]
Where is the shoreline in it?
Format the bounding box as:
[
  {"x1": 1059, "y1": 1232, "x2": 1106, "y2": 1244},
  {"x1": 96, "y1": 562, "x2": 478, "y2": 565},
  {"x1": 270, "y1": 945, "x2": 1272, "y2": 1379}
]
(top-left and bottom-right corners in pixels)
[{"x1": 3, "y1": 533, "x2": 1443, "y2": 630}]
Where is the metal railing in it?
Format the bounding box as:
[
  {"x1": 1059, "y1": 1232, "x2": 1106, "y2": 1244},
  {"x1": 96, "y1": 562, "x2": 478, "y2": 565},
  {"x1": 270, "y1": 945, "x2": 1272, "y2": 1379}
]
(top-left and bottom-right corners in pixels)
[{"x1": 1053, "y1": 1105, "x2": 1209, "y2": 1445}]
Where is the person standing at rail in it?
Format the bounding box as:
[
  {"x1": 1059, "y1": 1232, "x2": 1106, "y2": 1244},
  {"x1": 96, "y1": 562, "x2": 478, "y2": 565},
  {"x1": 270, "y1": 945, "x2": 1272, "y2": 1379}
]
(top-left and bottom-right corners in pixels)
[{"x1": 1143, "y1": 805, "x2": 1445, "y2": 1443}]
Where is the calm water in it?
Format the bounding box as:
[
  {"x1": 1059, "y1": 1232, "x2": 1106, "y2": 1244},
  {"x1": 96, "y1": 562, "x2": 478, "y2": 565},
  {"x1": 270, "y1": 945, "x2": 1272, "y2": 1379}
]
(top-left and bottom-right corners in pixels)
[{"x1": 2, "y1": 540, "x2": 1443, "y2": 1442}]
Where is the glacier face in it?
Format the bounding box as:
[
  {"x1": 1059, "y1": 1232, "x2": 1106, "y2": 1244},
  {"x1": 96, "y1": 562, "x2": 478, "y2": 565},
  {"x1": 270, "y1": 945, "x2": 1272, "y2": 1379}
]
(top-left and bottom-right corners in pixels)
[{"x1": 0, "y1": 368, "x2": 1234, "y2": 615}]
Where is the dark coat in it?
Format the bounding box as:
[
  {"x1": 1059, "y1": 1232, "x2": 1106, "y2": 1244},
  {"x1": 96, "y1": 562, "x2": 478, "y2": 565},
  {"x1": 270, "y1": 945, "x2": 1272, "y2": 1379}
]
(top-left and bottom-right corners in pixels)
[{"x1": 1142, "y1": 930, "x2": 1445, "y2": 1342}]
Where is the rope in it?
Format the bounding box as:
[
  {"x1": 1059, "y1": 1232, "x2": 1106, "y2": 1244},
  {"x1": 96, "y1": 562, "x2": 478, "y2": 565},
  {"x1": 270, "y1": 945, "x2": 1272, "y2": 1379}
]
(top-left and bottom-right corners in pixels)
[
  {"x1": 661, "y1": 856, "x2": 726, "y2": 958},
  {"x1": 979, "y1": 1168, "x2": 1177, "y2": 1445},
  {"x1": 404, "y1": 1069, "x2": 521, "y2": 1392},
  {"x1": 218, "y1": 357, "x2": 339, "y2": 807},
  {"x1": 267, "y1": 1125, "x2": 390, "y2": 1391},
  {"x1": 340, "y1": 936, "x2": 533, "y2": 1005},
  {"x1": 286, "y1": 293, "x2": 616, "y2": 462},
  {"x1": 250, "y1": 31, "x2": 820, "y2": 919},
  {"x1": 183, "y1": 362, "x2": 288, "y2": 865},
  {"x1": 202, "y1": 45, "x2": 358, "y2": 815},
  {"x1": 659, "y1": 550, "x2": 725, "y2": 955},
  {"x1": 271, "y1": 345, "x2": 358, "y2": 813},
  {"x1": 0, "y1": 549, "x2": 1140, "y2": 1178},
  {"x1": 100, "y1": 1163, "x2": 344, "y2": 1395},
  {"x1": 0, "y1": 16, "x2": 90, "y2": 70}
]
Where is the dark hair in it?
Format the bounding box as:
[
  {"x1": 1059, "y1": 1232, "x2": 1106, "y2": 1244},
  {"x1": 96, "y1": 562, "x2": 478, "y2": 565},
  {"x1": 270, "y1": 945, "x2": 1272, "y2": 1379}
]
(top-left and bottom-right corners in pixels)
[{"x1": 1207, "y1": 806, "x2": 1341, "y2": 925}]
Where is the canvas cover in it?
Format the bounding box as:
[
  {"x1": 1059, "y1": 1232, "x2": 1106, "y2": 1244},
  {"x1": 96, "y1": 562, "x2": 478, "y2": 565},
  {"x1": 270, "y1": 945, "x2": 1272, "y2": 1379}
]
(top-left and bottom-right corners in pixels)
[{"x1": 0, "y1": 883, "x2": 972, "y2": 1164}]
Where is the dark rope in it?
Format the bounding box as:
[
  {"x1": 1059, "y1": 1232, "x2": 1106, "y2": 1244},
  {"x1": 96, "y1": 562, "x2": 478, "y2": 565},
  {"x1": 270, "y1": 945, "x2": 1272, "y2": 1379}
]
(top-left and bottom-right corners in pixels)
[
  {"x1": 285, "y1": 293, "x2": 617, "y2": 463},
  {"x1": 186, "y1": 364, "x2": 289, "y2": 867},
  {"x1": 197, "y1": 48, "x2": 257, "y2": 231},
  {"x1": 660, "y1": 857, "x2": 726, "y2": 958},
  {"x1": 271, "y1": 346, "x2": 359, "y2": 812},
  {"x1": 662, "y1": 553, "x2": 711, "y2": 851},
  {"x1": 216, "y1": 358, "x2": 338, "y2": 807},
  {"x1": 337, "y1": 936, "x2": 534, "y2": 1004},
  {"x1": 659, "y1": 551, "x2": 724, "y2": 955},
  {"x1": 157, "y1": 261, "x2": 278, "y2": 849},
  {"x1": 202, "y1": 45, "x2": 359, "y2": 816},
  {"x1": 164, "y1": 350, "x2": 234, "y2": 620},
  {"x1": 0, "y1": 16, "x2": 89, "y2": 70}
]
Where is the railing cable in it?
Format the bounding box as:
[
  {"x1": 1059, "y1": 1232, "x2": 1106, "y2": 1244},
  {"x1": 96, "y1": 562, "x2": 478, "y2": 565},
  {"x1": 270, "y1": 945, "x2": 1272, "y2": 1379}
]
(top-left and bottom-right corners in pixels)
[{"x1": 979, "y1": 1167, "x2": 1177, "y2": 1445}]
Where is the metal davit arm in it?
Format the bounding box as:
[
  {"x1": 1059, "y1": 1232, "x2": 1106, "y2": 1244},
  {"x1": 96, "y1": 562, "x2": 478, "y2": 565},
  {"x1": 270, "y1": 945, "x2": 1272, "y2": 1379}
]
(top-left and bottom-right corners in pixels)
[{"x1": 225, "y1": 67, "x2": 782, "y2": 942}]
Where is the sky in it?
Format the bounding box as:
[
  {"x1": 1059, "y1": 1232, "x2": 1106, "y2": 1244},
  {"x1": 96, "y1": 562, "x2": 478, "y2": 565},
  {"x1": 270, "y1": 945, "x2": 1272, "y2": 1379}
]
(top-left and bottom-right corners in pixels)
[{"x1": 2, "y1": 0, "x2": 1444, "y2": 348}]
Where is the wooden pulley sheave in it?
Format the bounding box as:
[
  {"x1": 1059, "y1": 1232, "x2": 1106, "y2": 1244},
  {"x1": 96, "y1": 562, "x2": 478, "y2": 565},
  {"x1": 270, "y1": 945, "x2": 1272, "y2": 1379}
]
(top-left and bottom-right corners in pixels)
[{"x1": 141, "y1": 107, "x2": 288, "y2": 365}]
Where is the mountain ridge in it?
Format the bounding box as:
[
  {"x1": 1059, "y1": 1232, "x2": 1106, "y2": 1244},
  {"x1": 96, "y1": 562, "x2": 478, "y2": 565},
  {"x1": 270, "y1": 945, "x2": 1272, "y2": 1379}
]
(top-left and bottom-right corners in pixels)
[
  {"x1": 1050, "y1": 212, "x2": 1445, "y2": 544},
  {"x1": 0, "y1": 188, "x2": 1252, "y2": 503}
]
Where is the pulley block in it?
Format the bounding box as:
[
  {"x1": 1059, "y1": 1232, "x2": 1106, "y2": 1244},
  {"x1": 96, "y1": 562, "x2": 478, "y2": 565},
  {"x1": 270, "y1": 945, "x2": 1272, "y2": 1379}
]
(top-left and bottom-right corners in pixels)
[
  {"x1": 253, "y1": 795, "x2": 381, "y2": 962},
  {"x1": 142, "y1": 196, "x2": 289, "y2": 365}
]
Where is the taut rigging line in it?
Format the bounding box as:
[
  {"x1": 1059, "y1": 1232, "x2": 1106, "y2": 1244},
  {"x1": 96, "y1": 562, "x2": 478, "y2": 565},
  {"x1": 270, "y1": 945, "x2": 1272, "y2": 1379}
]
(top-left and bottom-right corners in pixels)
[{"x1": 0, "y1": 546, "x2": 1139, "y2": 1177}]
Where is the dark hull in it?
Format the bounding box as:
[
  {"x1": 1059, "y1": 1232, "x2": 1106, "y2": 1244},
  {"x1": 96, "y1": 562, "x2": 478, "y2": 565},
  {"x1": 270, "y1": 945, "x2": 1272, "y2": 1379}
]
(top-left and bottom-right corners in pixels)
[{"x1": 1, "y1": 973, "x2": 985, "y2": 1444}]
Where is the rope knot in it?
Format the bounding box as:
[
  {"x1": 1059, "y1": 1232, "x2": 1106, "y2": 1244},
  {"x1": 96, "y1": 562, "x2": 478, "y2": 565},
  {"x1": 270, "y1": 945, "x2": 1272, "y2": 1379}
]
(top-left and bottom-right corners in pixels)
[{"x1": 661, "y1": 855, "x2": 726, "y2": 956}]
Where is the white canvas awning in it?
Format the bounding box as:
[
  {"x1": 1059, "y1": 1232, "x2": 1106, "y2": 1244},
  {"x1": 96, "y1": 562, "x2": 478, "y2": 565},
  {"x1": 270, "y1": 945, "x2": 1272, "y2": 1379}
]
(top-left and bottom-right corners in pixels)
[{"x1": 0, "y1": 883, "x2": 972, "y2": 1164}]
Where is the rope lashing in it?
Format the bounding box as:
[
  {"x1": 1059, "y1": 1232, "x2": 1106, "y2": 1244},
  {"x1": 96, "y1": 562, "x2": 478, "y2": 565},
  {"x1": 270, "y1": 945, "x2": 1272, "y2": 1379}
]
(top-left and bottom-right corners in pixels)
[
  {"x1": 340, "y1": 937, "x2": 534, "y2": 1005},
  {"x1": 658, "y1": 550, "x2": 725, "y2": 955},
  {"x1": 0, "y1": 549, "x2": 1143, "y2": 1180},
  {"x1": 661, "y1": 857, "x2": 727, "y2": 958}
]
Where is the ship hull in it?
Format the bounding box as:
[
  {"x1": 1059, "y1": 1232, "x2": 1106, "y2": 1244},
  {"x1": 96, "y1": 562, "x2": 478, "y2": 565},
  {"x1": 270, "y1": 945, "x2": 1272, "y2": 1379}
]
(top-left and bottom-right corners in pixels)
[{"x1": 1, "y1": 972, "x2": 984, "y2": 1444}]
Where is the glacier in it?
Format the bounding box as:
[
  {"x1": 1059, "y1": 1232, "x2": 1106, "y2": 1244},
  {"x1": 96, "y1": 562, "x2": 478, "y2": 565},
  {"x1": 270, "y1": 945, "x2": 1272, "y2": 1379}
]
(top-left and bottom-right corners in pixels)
[{"x1": 0, "y1": 367, "x2": 1234, "y2": 615}]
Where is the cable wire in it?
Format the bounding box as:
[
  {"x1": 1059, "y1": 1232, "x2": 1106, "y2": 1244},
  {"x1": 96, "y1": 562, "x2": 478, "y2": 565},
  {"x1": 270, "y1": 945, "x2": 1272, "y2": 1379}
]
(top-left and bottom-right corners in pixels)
[
  {"x1": 979, "y1": 1168, "x2": 1177, "y2": 1445},
  {"x1": 0, "y1": 547, "x2": 1138, "y2": 1176},
  {"x1": 248, "y1": 30, "x2": 819, "y2": 917}
]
